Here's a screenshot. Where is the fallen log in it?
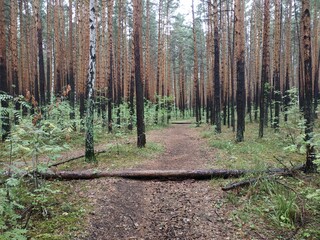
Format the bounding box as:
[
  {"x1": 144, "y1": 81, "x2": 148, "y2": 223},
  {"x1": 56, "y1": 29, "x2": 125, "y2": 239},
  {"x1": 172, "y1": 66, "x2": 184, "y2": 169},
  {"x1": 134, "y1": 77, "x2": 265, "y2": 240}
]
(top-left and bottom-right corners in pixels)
[
  {"x1": 40, "y1": 169, "x2": 247, "y2": 180},
  {"x1": 38, "y1": 165, "x2": 305, "y2": 181}
]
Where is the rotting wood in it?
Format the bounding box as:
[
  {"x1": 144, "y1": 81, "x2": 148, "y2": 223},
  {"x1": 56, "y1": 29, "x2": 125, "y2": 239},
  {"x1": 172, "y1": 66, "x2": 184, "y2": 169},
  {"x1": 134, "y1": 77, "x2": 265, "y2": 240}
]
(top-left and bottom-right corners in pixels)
[{"x1": 37, "y1": 165, "x2": 305, "y2": 181}]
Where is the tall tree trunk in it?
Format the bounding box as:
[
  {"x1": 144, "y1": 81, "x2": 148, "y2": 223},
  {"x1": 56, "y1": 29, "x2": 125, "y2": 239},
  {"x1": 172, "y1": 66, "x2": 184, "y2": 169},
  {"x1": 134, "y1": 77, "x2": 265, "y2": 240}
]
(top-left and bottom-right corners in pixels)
[
  {"x1": 235, "y1": 0, "x2": 245, "y2": 142},
  {"x1": 273, "y1": 0, "x2": 281, "y2": 131},
  {"x1": 0, "y1": 0, "x2": 6, "y2": 93},
  {"x1": 145, "y1": 0, "x2": 151, "y2": 101},
  {"x1": 107, "y1": 0, "x2": 114, "y2": 133},
  {"x1": 10, "y1": 0, "x2": 20, "y2": 125},
  {"x1": 116, "y1": 0, "x2": 123, "y2": 127},
  {"x1": 85, "y1": 0, "x2": 97, "y2": 162},
  {"x1": 155, "y1": 0, "x2": 163, "y2": 125},
  {"x1": 68, "y1": 0, "x2": 75, "y2": 123},
  {"x1": 313, "y1": 2, "x2": 319, "y2": 119},
  {"x1": 284, "y1": 0, "x2": 292, "y2": 122},
  {"x1": 302, "y1": 0, "x2": 316, "y2": 173},
  {"x1": 192, "y1": 0, "x2": 200, "y2": 126},
  {"x1": 315, "y1": 50, "x2": 320, "y2": 118},
  {"x1": 34, "y1": 0, "x2": 46, "y2": 107},
  {"x1": 213, "y1": 0, "x2": 221, "y2": 133},
  {"x1": 10, "y1": 0, "x2": 19, "y2": 97},
  {"x1": 46, "y1": 0, "x2": 52, "y2": 104},
  {"x1": 259, "y1": 0, "x2": 270, "y2": 138},
  {"x1": 54, "y1": 0, "x2": 61, "y2": 96},
  {"x1": 128, "y1": 38, "x2": 135, "y2": 131},
  {"x1": 133, "y1": 0, "x2": 146, "y2": 147},
  {"x1": 0, "y1": 0, "x2": 9, "y2": 141}
]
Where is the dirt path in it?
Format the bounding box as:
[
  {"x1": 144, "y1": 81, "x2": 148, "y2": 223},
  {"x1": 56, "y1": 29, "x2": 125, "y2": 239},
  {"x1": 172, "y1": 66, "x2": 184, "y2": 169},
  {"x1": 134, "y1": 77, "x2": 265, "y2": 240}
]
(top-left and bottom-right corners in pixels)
[{"x1": 78, "y1": 124, "x2": 245, "y2": 240}]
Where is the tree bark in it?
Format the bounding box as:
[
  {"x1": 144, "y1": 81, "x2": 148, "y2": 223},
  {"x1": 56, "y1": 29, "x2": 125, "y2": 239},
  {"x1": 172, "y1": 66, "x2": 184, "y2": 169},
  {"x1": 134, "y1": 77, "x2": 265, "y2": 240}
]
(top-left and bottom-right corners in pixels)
[
  {"x1": 133, "y1": 0, "x2": 146, "y2": 147},
  {"x1": 192, "y1": 0, "x2": 200, "y2": 126},
  {"x1": 40, "y1": 169, "x2": 247, "y2": 180},
  {"x1": 284, "y1": 0, "x2": 292, "y2": 122},
  {"x1": 85, "y1": 0, "x2": 97, "y2": 162},
  {"x1": 302, "y1": 0, "x2": 316, "y2": 173},
  {"x1": 235, "y1": 0, "x2": 246, "y2": 142},
  {"x1": 0, "y1": 0, "x2": 9, "y2": 141},
  {"x1": 107, "y1": 0, "x2": 114, "y2": 133},
  {"x1": 259, "y1": 0, "x2": 270, "y2": 138},
  {"x1": 273, "y1": 0, "x2": 281, "y2": 131},
  {"x1": 34, "y1": 0, "x2": 46, "y2": 107},
  {"x1": 68, "y1": 0, "x2": 75, "y2": 123},
  {"x1": 213, "y1": 0, "x2": 221, "y2": 133},
  {"x1": 37, "y1": 166, "x2": 305, "y2": 181}
]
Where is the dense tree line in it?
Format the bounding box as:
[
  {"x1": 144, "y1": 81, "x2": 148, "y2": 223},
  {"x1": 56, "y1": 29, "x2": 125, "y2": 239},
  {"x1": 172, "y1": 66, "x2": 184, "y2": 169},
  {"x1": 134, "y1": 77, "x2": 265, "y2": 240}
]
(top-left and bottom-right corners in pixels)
[{"x1": 0, "y1": 0, "x2": 319, "y2": 168}]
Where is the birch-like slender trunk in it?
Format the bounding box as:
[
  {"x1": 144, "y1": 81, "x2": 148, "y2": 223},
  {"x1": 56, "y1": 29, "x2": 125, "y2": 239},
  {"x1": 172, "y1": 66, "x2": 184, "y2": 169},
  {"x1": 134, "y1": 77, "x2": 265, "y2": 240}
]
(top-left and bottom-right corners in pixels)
[{"x1": 85, "y1": 0, "x2": 97, "y2": 162}]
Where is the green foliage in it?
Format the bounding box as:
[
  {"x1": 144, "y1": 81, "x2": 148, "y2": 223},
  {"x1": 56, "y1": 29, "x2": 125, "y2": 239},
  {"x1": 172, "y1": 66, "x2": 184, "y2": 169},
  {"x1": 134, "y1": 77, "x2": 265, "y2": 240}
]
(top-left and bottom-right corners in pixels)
[
  {"x1": 0, "y1": 177, "x2": 27, "y2": 240},
  {"x1": 259, "y1": 180, "x2": 301, "y2": 228},
  {"x1": 5, "y1": 117, "x2": 70, "y2": 167},
  {"x1": 282, "y1": 88, "x2": 307, "y2": 152},
  {"x1": 203, "y1": 91, "x2": 320, "y2": 237},
  {"x1": 0, "y1": 96, "x2": 75, "y2": 239},
  {"x1": 204, "y1": 123, "x2": 301, "y2": 170},
  {"x1": 27, "y1": 182, "x2": 88, "y2": 240},
  {"x1": 281, "y1": 88, "x2": 320, "y2": 162}
]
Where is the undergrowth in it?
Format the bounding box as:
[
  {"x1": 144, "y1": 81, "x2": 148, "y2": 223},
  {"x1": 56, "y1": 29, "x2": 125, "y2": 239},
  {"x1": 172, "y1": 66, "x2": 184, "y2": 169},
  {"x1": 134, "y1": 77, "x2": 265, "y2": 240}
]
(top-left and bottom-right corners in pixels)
[
  {"x1": 202, "y1": 92, "x2": 320, "y2": 239},
  {"x1": 0, "y1": 95, "x2": 170, "y2": 239}
]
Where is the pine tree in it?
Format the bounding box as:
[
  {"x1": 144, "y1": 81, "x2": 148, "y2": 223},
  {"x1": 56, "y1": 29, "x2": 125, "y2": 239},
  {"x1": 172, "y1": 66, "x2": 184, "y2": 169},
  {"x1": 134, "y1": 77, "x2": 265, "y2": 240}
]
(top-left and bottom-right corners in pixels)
[
  {"x1": 235, "y1": 0, "x2": 246, "y2": 142},
  {"x1": 0, "y1": 0, "x2": 9, "y2": 141},
  {"x1": 302, "y1": 0, "x2": 316, "y2": 173},
  {"x1": 213, "y1": 0, "x2": 221, "y2": 133},
  {"x1": 273, "y1": 0, "x2": 281, "y2": 131},
  {"x1": 107, "y1": 0, "x2": 114, "y2": 133},
  {"x1": 259, "y1": 0, "x2": 270, "y2": 138},
  {"x1": 133, "y1": 0, "x2": 146, "y2": 147},
  {"x1": 34, "y1": 0, "x2": 46, "y2": 107},
  {"x1": 192, "y1": 0, "x2": 200, "y2": 126}
]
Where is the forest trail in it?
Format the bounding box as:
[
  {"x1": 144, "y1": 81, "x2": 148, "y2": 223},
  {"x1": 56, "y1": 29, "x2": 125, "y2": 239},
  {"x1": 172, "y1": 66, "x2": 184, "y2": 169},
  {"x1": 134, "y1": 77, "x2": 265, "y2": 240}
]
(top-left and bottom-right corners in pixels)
[{"x1": 79, "y1": 124, "x2": 245, "y2": 240}]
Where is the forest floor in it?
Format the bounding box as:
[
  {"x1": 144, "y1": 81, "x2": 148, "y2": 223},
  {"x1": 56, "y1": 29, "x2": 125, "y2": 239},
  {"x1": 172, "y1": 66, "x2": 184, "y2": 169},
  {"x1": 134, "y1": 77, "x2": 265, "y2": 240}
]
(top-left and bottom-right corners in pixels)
[{"x1": 73, "y1": 123, "x2": 264, "y2": 240}]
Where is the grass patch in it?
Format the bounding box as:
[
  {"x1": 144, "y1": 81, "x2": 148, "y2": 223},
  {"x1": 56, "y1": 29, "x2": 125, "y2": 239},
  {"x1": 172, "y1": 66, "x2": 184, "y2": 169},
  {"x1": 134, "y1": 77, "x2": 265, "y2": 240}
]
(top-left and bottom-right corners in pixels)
[
  {"x1": 203, "y1": 122, "x2": 303, "y2": 170},
  {"x1": 26, "y1": 181, "x2": 90, "y2": 240},
  {"x1": 204, "y1": 119, "x2": 320, "y2": 239},
  {"x1": 221, "y1": 176, "x2": 320, "y2": 239},
  {"x1": 57, "y1": 142, "x2": 164, "y2": 171}
]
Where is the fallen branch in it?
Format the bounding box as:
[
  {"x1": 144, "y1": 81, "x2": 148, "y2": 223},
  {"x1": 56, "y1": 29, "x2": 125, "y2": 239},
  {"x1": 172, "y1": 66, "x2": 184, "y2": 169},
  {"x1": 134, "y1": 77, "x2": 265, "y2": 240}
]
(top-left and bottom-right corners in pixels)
[
  {"x1": 171, "y1": 121, "x2": 193, "y2": 125},
  {"x1": 221, "y1": 173, "x2": 292, "y2": 191},
  {"x1": 221, "y1": 164, "x2": 305, "y2": 191},
  {"x1": 222, "y1": 177, "x2": 261, "y2": 191},
  {"x1": 48, "y1": 149, "x2": 107, "y2": 168},
  {"x1": 0, "y1": 149, "x2": 108, "y2": 184},
  {"x1": 38, "y1": 165, "x2": 305, "y2": 181}
]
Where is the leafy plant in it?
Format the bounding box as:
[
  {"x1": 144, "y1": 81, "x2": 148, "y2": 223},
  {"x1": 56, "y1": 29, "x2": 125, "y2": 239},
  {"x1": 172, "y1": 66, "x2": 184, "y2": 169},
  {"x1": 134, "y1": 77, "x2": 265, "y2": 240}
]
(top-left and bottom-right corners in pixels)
[{"x1": 0, "y1": 176, "x2": 27, "y2": 240}]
